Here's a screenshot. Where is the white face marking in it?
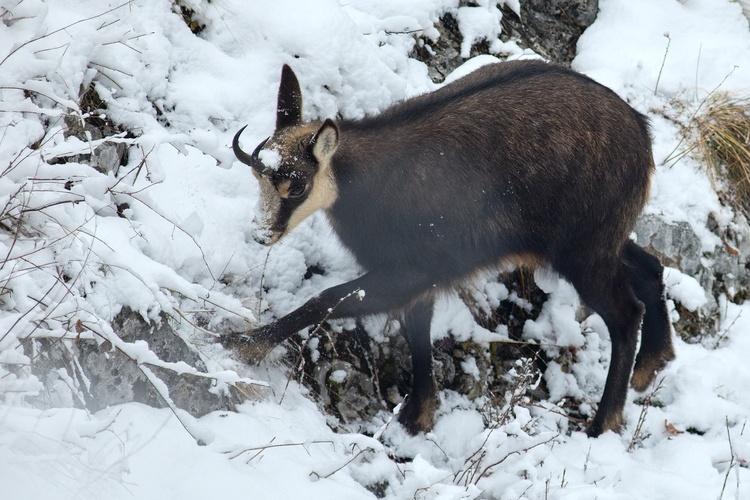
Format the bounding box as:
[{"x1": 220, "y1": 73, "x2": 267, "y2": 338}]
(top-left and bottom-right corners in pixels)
[
  {"x1": 284, "y1": 160, "x2": 338, "y2": 235},
  {"x1": 251, "y1": 176, "x2": 282, "y2": 245}
]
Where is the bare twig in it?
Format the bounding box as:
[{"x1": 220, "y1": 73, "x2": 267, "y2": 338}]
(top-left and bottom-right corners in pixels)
[
  {"x1": 313, "y1": 445, "x2": 375, "y2": 479},
  {"x1": 718, "y1": 416, "x2": 735, "y2": 500},
  {"x1": 454, "y1": 357, "x2": 542, "y2": 486},
  {"x1": 0, "y1": 1, "x2": 132, "y2": 68},
  {"x1": 474, "y1": 434, "x2": 560, "y2": 484},
  {"x1": 278, "y1": 288, "x2": 364, "y2": 405},
  {"x1": 223, "y1": 439, "x2": 334, "y2": 461},
  {"x1": 257, "y1": 247, "x2": 273, "y2": 318},
  {"x1": 628, "y1": 376, "x2": 665, "y2": 452},
  {"x1": 110, "y1": 190, "x2": 218, "y2": 284},
  {"x1": 715, "y1": 308, "x2": 742, "y2": 348},
  {"x1": 654, "y1": 33, "x2": 671, "y2": 96}
]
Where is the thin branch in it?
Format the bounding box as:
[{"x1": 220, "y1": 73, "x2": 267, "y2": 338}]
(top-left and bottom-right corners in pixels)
[
  {"x1": 314, "y1": 446, "x2": 375, "y2": 479},
  {"x1": 628, "y1": 377, "x2": 665, "y2": 452},
  {"x1": 0, "y1": 1, "x2": 132, "y2": 68},
  {"x1": 222, "y1": 439, "x2": 334, "y2": 461},
  {"x1": 474, "y1": 434, "x2": 560, "y2": 485},
  {"x1": 718, "y1": 416, "x2": 735, "y2": 500},
  {"x1": 111, "y1": 190, "x2": 218, "y2": 284},
  {"x1": 278, "y1": 288, "x2": 364, "y2": 405},
  {"x1": 654, "y1": 33, "x2": 671, "y2": 96}
]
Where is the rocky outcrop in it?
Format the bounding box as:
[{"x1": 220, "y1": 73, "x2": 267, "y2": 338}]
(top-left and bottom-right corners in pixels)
[
  {"x1": 59, "y1": 84, "x2": 129, "y2": 175},
  {"x1": 415, "y1": 0, "x2": 600, "y2": 83},
  {"x1": 501, "y1": 0, "x2": 598, "y2": 64},
  {"x1": 28, "y1": 309, "x2": 237, "y2": 416}
]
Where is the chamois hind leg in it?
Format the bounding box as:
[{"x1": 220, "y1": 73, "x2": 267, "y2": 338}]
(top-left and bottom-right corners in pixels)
[
  {"x1": 398, "y1": 298, "x2": 437, "y2": 435},
  {"x1": 622, "y1": 241, "x2": 674, "y2": 392},
  {"x1": 556, "y1": 257, "x2": 644, "y2": 437}
]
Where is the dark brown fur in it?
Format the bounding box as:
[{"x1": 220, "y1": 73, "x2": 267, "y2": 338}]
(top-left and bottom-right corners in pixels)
[{"x1": 228, "y1": 60, "x2": 674, "y2": 436}]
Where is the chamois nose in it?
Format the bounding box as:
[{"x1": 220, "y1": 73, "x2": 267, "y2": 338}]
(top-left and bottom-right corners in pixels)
[{"x1": 250, "y1": 223, "x2": 280, "y2": 246}]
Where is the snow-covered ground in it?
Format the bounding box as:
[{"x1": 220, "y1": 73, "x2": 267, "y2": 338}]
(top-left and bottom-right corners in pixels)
[{"x1": 1, "y1": 0, "x2": 749, "y2": 498}]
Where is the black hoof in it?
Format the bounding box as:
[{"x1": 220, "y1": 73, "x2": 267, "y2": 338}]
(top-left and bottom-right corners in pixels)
[
  {"x1": 220, "y1": 330, "x2": 276, "y2": 364},
  {"x1": 397, "y1": 393, "x2": 437, "y2": 435}
]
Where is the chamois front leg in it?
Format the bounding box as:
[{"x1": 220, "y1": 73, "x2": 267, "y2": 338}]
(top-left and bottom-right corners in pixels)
[
  {"x1": 222, "y1": 268, "x2": 432, "y2": 363},
  {"x1": 397, "y1": 298, "x2": 437, "y2": 434}
]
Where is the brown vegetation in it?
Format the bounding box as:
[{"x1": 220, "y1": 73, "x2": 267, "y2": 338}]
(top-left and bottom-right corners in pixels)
[{"x1": 695, "y1": 93, "x2": 750, "y2": 215}]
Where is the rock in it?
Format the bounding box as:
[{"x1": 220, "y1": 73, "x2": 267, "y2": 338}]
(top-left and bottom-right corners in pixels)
[
  {"x1": 24, "y1": 309, "x2": 238, "y2": 417},
  {"x1": 414, "y1": 13, "x2": 465, "y2": 83},
  {"x1": 703, "y1": 213, "x2": 750, "y2": 301},
  {"x1": 414, "y1": 1, "x2": 600, "y2": 83},
  {"x1": 60, "y1": 84, "x2": 129, "y2": 174},
  {"x1": 501, "y1": 0, "x2": 599, "y2": 64},
  {"x1": 76, "y1": 308, "x2": 237, "y2": 416},
  {"x1": 635, "y1": 213, "x2": 750, "y2": 301},
  {"x1": 321, "y1": 360, "x2": 380, "y2": 424},
  {"x1": 91, "y1": 141, "x2": 127, "y2": 174},
  {"x1": 433, "y1": 347, "x2": 457, "y2": 391},
  {"x1": 634, "y1": 215, "x2": 703, "y2": 276}
]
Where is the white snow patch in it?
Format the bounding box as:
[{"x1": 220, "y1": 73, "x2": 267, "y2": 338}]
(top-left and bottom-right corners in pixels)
[
  {"x1": 258, "y1": 147, "x2": 282, "y2": 171},
  {"x1": 664, "y1": 266, "x2": 708, "y2": 312}
]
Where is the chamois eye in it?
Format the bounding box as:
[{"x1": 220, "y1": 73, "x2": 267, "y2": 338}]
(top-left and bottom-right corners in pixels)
[{"x1": 288, "y1": 184, "x2": 307, "y2": 198}]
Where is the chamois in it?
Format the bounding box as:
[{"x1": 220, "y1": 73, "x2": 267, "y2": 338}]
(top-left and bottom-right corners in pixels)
[{"x1": 226, "y1": 61, "x2": 673, "y2": 437}]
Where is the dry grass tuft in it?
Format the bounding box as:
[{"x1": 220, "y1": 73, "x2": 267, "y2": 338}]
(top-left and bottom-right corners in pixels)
[{"x1": 693, "y1": 92, "x2": 750, "y2": 214}]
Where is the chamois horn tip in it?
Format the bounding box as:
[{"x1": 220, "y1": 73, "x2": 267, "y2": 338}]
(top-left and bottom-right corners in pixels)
[{"x1": 232, "y1": 125, "x2": 252, "y2": 166}]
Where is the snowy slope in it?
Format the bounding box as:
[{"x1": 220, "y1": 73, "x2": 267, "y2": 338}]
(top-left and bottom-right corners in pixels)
[{"x1": 1, "y1": 0, "x2": 749, "y2": 498}]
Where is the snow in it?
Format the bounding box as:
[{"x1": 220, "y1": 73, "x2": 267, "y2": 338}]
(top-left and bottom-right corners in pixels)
[
  {"x1": 664, "y1": 267, "x2": 708, "y2": 312},
  {"x1": 258, "y1": 147, "x2": 282, "y2": 171},
  {"x1": 1, "y1": 0, "x2": 750, "y2": 499},
  {"x1": 456, "y1": 2, "x2": 503, "y2": 58}
]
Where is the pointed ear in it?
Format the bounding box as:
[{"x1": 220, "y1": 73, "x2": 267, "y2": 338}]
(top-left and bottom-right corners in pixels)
[
  {"x1": 310, "y1": 119, "x2": 339, "y2": 165},
  {"x1": 276, "y1": 65, "x2": 302, "y2": 129}
]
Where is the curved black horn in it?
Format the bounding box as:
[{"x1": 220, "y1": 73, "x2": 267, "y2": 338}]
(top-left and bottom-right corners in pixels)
[{"x1": 232, "y1": 126, "x2": 269, "y2": 172}]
